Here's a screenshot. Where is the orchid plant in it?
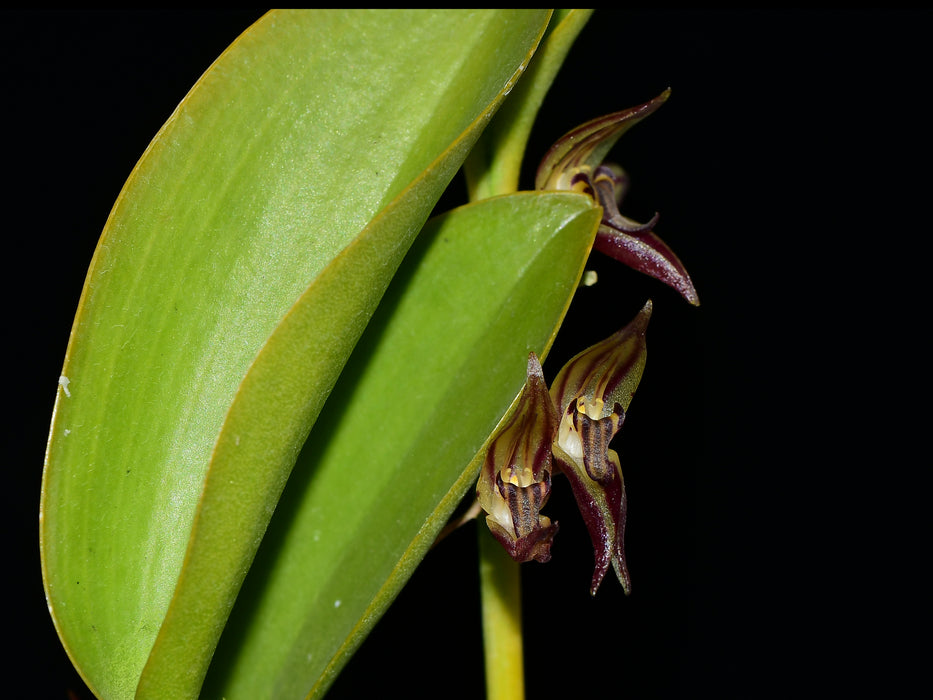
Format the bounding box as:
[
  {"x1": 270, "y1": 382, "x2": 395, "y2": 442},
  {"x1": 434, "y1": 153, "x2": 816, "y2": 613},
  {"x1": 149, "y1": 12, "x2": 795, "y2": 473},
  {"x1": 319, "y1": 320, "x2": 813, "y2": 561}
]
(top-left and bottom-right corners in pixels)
[{"x1": 40, "y1": 10, "x2": 696, "y2": 699}]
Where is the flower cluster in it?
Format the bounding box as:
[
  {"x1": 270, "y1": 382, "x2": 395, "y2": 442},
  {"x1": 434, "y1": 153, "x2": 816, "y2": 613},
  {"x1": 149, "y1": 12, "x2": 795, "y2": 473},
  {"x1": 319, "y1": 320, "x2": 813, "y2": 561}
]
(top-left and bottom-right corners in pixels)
[
  {"x1": 478, "y1": 302, "x2": 651, "y2": 595},
  {"x1": 478, "y1": 93, "x2": 698, "y2": 594}
]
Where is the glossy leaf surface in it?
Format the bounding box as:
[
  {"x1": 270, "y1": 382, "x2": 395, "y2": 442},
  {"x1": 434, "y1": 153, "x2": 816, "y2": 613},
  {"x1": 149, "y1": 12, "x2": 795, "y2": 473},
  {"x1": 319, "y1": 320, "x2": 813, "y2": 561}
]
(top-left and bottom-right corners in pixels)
[
  {"x1": 40, "y1": 10, "x2": 551, "y2": 698},
  {"x1": 465, "y1": 9, "x2": 594, "y2": 200},
  {"x1": 204, "y1": 192, "x2": 600, "y2": 698}
]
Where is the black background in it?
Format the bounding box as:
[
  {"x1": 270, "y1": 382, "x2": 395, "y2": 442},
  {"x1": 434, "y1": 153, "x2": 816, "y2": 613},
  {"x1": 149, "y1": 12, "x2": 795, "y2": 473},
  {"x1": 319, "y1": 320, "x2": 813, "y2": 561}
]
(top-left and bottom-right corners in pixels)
[{"x1": 7, "y1": 9, "x2": 926, "y2": 699}]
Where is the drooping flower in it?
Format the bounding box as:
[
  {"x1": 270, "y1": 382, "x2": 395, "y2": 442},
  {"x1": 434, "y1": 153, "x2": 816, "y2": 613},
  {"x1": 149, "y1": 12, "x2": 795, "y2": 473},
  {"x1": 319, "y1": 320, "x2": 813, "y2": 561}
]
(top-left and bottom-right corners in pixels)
[
  {"x1": 536, "y1": 90, "x2": 699, "y2": 306},
  {"x1": 475, "y1": 303, "x2": 652, "y2": 595},
  {"x1": 477, "y1": 352, "x2": 560, "y2": 563},
  {"x1": 549, "y1": 301, "x2": 652, "y2": 595}
]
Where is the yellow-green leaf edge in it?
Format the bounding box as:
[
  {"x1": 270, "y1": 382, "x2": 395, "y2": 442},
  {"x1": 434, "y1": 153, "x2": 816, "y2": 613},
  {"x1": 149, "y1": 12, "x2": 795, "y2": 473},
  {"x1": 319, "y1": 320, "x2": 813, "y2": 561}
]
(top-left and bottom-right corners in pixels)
[
  {"x1": 204, "y1": 192, "x2": 601, "y2": 698},
  {"x1": 40, "y1": 10, "x2": 552, "y2": 699}
]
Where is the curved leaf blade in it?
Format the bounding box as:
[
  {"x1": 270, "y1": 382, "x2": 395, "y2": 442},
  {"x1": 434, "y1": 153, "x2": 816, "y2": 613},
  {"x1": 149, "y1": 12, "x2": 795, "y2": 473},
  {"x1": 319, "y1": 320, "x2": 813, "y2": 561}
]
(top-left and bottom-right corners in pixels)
[
  {"x1": 465, "y1": 8, "x2": 594, "y2": 199},
  {"x1": 202, "y1": 192, "x2": 601, "y2": 699},
  {"x1": 41, "y1": 10, "x2": 550, "y2": 699}
]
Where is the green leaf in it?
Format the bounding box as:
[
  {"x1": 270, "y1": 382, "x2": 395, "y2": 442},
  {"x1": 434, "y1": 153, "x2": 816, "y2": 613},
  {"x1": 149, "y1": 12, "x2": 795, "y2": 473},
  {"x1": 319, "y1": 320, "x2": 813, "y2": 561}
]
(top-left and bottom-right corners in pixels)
[
  {"x1": 465, "y1": 9, "x2": 594, "y2": 200},
  {"x1": 40, "y1": 10, "x2": 550, "y2": 699},
  {"x1": 202, "y1": 191, "x2": 601, "y2": 699}
]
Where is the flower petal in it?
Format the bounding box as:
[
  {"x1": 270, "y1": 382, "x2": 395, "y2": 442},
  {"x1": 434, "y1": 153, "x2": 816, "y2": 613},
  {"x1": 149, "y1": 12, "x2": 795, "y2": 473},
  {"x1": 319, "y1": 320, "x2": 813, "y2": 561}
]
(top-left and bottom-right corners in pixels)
[
  {"x1": 553, "y1": 420, "x2": 629, "y2": 595},
  {"x1": 591, "y1": 165, "x2": 699, "y2": 305},
  {"x1": 549, "y1": 300, "x2": 651, "y2": 420},
  {"x1": 594, "y1": 225, "x2": 700, "y2": 306},
  {"x1": 535, "y1": 89, "x2": 671, "y2": 192}
]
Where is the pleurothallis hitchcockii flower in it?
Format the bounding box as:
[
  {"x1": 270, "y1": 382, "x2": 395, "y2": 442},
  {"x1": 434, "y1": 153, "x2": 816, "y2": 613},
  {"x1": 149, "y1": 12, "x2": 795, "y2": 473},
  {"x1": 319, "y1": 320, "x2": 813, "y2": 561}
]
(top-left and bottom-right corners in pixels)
[
  {"x1": 477, "y1": 352, "x2": 560, "y2": 563},
  {"x1": 549, "y1": 301, "x2": 652, "y2": 595},
  {"x1": 536, "y1": 91, "x2": 699, "y2": 306}
]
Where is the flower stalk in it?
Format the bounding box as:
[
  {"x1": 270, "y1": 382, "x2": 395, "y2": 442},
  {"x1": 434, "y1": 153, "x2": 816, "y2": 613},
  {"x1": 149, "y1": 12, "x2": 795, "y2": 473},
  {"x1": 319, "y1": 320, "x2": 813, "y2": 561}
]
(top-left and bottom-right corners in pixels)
[{"x1": 479, "y1": 526, "x2": 525, "y2": 700}]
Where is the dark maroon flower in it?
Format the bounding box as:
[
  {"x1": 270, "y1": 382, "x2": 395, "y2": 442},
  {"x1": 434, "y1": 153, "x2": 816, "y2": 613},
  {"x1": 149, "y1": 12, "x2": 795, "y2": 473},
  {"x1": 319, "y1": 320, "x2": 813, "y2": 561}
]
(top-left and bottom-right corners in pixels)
[
  {"x1": 549, "y1": 301, "x2": 652, "y2": 595},
  {"x1": 536, "y1": 91, "x2": 699, "y2": 305},
  {"x1": 476, "y1": 304, "x2": 652, "y2": 595},
  {"x1": 477, "y1": 353, "x2": 559, "y2": 563}
]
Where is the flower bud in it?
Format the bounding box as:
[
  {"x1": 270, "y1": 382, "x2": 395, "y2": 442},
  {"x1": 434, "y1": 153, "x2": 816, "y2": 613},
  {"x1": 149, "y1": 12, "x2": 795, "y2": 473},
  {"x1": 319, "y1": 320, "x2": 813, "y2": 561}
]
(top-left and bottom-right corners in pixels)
[{"x1": 477, "y1": 353, "x2": 559, "y2": 563}]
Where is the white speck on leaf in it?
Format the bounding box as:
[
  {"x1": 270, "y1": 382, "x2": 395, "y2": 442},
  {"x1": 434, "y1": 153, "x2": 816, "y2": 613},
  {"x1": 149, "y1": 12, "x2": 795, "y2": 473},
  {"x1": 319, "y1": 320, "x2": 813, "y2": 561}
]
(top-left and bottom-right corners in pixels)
[
  {"x1": 334, "y1": 599, "x2": 341, "y2": 608},
  {"x1": 58, "y1": 375, "x2": 71, "y2": 397}
]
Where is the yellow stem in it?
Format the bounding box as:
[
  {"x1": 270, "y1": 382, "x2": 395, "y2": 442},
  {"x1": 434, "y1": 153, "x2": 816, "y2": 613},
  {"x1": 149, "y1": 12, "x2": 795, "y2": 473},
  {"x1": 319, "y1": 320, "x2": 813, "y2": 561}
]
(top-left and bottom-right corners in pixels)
[{"x1": 478, "y1": 525, "x2": 524, "y2": 700}]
